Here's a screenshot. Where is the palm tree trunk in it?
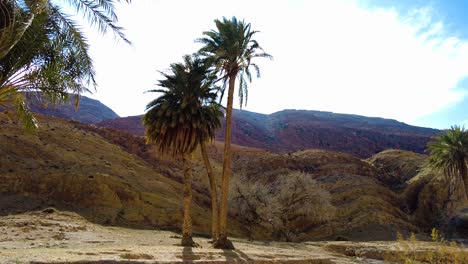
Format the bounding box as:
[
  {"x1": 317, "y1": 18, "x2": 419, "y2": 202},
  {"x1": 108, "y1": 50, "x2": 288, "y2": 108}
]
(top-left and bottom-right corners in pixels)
[
  {"x1": 181, "y1": 155, "x2": 195, "y2": 247},
  {"x1": 460, "y1": 160, "x2": 468, "y2": 201},
  {"x1": 214, "y1": 74, "x2": 236, "y2": 249},
  {"x1": 200, "y1": 141, "x2": 219, "y2": 241},
  {"x1": 447, "y1": 160, "x2": 468, "y2": 217}
]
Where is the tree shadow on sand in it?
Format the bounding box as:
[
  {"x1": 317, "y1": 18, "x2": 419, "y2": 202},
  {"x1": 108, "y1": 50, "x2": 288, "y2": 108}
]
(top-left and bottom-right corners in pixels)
[
  {"x1": 221, "y1": 249, "x2": 253, "y2": 262},
  {"x1": 180, "y1": 246, "x2": 201, "y2": 261},
  {"x1": 178, "y1": 246, "x2": 252, "y2": 262}
]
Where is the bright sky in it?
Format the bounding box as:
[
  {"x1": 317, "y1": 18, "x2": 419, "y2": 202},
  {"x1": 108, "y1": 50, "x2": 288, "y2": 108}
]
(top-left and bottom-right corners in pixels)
[{"x1": 79, "y1": 0, "x2": 468, "y2": 129}]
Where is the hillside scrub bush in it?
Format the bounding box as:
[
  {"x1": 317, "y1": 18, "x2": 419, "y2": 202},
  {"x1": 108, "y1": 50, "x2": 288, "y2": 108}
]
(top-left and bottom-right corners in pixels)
[{"x1": 229, "y1": 170, "x2": 335, "y2": 241}]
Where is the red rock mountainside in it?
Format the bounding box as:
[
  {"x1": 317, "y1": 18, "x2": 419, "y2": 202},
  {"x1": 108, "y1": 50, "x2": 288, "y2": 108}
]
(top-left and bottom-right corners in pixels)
[{"x1": 97, "y1": 109, "x2": 439, "y2": 158}]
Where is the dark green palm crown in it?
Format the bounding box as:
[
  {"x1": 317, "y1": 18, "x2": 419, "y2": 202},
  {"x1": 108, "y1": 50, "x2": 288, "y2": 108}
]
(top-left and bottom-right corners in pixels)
[{"x1": 143, "y1": 55, "x2": 223, "y2": 158}]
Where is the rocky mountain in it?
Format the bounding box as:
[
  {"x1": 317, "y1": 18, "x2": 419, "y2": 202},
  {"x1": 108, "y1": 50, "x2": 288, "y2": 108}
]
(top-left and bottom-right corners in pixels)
[
  {"x1": 25, "y1": 93, "x2": 119, "y2": 124},
  {"x1": 97, "y1": 109, "x2": 439, "y2": 158},
  {"x1": 22, "y1": 94, "x2": 439, "y2": 158},
  {"x1": 97, "y1": 115, "x2": 143, "y2": 134}
]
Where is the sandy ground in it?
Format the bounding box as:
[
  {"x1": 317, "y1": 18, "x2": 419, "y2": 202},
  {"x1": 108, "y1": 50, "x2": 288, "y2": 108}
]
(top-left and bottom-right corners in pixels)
[
  {"x1": 0, "y1": 209, "x2": 468, "y2": 264},
  {"x1": 1, "y1": 209, "x2": 463, "y2": 264},
  {"x1": 0, "y1": 209, "x2": 375, "y2": 263}
]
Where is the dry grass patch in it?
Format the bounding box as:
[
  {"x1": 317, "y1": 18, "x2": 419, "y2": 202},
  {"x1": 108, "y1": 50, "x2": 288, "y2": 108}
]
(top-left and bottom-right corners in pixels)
[{"x1": 386, "y1": 229, "x2": 468, "y2": 263}]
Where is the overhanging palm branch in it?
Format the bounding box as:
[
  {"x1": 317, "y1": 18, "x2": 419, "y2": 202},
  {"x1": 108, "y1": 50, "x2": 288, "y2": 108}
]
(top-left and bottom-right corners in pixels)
[
  {"x1": 64, "y1": 0, "x2": 131, "y2": 44},
  {"x1": 0, "y1": 2, "x2": 95, "y2": 129},
  {"x1": 0, "y1": 0, "x2": 130, "y2": 129},
  {"x1": 0, "y1": 0, "x2": 47, "y2": 59}
]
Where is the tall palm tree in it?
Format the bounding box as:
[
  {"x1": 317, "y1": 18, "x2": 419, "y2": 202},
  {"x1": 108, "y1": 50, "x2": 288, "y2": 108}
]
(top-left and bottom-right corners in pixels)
[
  {"x1": 0, "y1": 0, "x2": 130, "y2": 129},
  {"x1": 427, "y1": 126, "x2": 468, "y2": 206},
  {"x1": 197, "y1": 16, "x2": 272, "y2": 249},
  {"x1": 143, "y1": 55, "x2": 223, "y2": 246}
]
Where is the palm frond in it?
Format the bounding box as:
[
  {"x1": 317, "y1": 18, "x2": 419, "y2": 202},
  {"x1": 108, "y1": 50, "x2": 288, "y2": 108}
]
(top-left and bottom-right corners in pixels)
[
  {"x1": 14, "y1": 91, "x2": 38, "y2": 131},
  {"x1": 0, "y1": 0, "x2": 47, "y2": 59},
  {"x1": 64, "y1": 0, "x2": 131, "y2": 44}
]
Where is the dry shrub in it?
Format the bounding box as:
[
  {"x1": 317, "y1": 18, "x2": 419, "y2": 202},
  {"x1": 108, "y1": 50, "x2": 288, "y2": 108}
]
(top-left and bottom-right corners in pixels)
[
  {"x1": 230, "y1": 170, "x2": 335, "y2": 241},
  {"x1": 386, "y1": 228, "x2": 468, "y2": 263}
]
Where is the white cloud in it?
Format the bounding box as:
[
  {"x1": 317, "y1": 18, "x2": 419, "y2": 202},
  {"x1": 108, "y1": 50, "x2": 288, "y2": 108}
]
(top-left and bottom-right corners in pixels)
[{"x1": 84, "y1": 0, "x2": 468, "y2": 125}]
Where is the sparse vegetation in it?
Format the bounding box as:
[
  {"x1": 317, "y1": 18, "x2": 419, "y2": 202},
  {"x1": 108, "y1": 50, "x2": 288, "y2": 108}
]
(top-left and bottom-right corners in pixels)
[
  {"x1": 3, "y1": 112, "x2": 468, "y2": 263},
  {"x1": 230, "y1": 171, "x2": 335, "y2": 242},
  {"x1": 4, "y1": 0, "x2": 468, "y2": 262},
  {"x1": 386, "y1": 229, "x2": 468, "y2": 263}
]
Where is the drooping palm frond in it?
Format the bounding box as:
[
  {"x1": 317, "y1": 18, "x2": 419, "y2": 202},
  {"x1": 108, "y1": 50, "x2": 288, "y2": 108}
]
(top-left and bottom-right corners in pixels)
[
  {"x1": 0, "y1": 0, "x2": 129, "y2": 130},
  {"x1": 0, "y1": 1, "x2": 96, "y2": 127},
  {"x1": 1, "y1": 3, "x2": 95, "y2": 94},
  {"x1": 0, "y1": 85, "x2": 37, "y2": 131},
  {"x1": 143, "y1": 55, "x2": 223, "y2": 158}
]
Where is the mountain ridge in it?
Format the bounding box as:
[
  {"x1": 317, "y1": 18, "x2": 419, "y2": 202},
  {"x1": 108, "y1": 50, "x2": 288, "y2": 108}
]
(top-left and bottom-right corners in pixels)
[
  {"x1": 25, "y1": 93, "x2": 119, "y2": 124},
  {"x1": 97, "y1": 108, "x2": 439, "y2": 158},
  {"x1": 25, "y1": 94, "x2": 439, "y2": 158}
]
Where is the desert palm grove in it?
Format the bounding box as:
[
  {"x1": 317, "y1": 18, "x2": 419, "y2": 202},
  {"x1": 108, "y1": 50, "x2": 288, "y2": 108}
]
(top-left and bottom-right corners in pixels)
[{"x1": 1, "y1": 1, "x2": 468, "y2": 263}]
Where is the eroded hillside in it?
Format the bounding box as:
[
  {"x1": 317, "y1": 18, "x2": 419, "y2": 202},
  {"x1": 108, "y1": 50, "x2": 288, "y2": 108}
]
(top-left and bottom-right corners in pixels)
[
  {"x1": 0, "y1": 111, "x2": 458, "y2": 242},
  {"x1": 0, "y1": 111, "x2": 225, "y2": 236}
]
